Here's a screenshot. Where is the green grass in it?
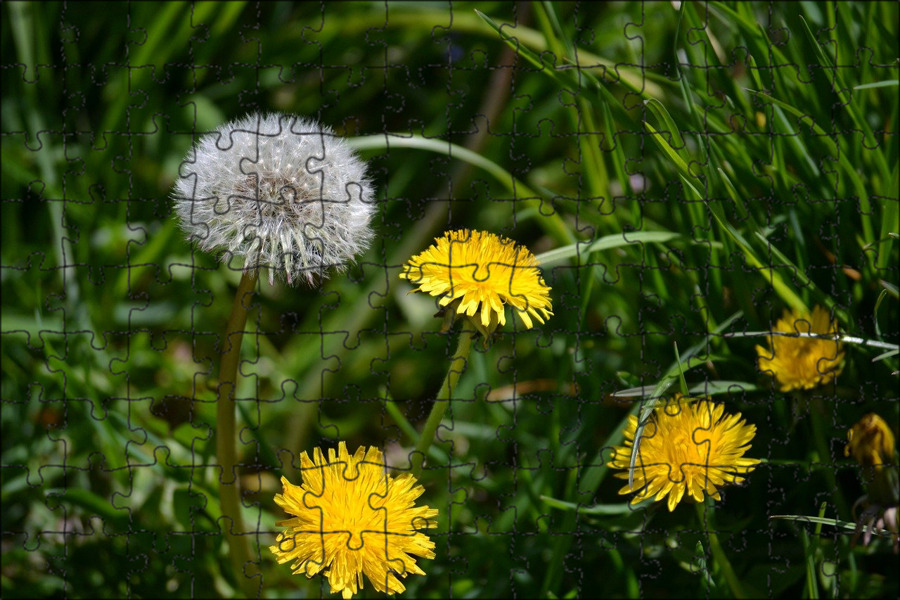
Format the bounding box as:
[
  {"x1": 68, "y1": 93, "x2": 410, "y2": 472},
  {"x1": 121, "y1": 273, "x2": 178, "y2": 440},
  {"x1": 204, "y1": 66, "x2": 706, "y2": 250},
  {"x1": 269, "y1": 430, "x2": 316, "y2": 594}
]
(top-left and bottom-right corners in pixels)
[{"x1": 2, "y1": 2, "x2": 897, "y2": 598}]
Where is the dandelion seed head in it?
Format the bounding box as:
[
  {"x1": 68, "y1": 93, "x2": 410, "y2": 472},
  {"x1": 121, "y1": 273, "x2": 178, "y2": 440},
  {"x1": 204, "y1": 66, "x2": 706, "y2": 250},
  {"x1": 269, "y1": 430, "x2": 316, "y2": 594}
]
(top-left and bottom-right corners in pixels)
[{"x1": 172, "y1": 112, "x2": 375, "y2": 286}]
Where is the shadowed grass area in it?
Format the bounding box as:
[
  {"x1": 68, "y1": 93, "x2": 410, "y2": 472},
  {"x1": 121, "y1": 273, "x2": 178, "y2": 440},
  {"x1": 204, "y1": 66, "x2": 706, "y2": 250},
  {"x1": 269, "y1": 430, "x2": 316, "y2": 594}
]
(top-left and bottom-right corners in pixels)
[{"x1": 2, "y1": 2, "x2": 897, "y2": 598}]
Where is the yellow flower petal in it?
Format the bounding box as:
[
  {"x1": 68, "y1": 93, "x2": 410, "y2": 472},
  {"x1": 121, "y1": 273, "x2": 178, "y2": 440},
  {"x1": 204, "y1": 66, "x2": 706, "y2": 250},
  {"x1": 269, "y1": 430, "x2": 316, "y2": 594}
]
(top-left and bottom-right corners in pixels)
[
  {"x1": 399, "y1": 229, "x2": 553, "y2": 334},
  {"x1": 270, "y1": 442, "x2": 438, "y2": 598},
  {"x1": 756, "y1": 305, "x2": 845, "y2": 391},
  {"x1": 608, "y1": 396, "x2": 760, "y2": 511}
]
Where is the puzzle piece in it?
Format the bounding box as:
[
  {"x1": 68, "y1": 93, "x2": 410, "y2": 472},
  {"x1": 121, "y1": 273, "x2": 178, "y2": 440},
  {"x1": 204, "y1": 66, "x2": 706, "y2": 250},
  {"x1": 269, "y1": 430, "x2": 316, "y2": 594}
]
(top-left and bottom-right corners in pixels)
[{"x1": 2, "y1": 2, "x2": 897, "y2": 599}]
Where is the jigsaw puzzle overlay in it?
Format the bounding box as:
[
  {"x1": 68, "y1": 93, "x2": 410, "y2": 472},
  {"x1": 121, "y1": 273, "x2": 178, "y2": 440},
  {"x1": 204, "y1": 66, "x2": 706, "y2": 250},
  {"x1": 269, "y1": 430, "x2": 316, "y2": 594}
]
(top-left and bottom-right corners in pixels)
[{"x1": 2, "y1": 2, "x2": 897, "y2": 598}]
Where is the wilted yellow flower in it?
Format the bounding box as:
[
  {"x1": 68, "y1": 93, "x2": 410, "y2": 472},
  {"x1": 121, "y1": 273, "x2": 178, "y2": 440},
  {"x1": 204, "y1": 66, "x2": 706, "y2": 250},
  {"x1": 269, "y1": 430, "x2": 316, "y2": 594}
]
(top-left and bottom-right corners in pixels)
[
  {"x1": 609, "y1": 396, "x2": 760, "y2": 512},
  {"x1": 399, "y1": 229, "x2": 552, "y2": 336},
  {"x1": 845, "y1": 413, "x2": 899, "y2": 506},
  {"x1": 846, "y1": 413, "x2": 896, "y2": 468},
  {"x1": 756, "y1": 305, "x2": 845, "y2": 392},
  {"x1": 269, "y1": 443, "x2": 438, "y2": 599}
]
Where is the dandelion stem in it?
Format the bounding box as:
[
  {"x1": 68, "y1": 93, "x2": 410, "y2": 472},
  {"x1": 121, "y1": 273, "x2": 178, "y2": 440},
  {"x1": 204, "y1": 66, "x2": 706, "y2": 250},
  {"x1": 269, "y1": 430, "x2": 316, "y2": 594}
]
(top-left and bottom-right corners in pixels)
[
  {"x1": 808, "y1": 396, "x2": 850, "y2": 519},
  {"x1": 216, "y1": 269, "x2": 258, "y2": 598},
  {"x1": 695, "y1": 501, "x2": 746, "y2": 599},
  {"x1": 411, "y1": 331, "x2": 474, "y2": 478}
]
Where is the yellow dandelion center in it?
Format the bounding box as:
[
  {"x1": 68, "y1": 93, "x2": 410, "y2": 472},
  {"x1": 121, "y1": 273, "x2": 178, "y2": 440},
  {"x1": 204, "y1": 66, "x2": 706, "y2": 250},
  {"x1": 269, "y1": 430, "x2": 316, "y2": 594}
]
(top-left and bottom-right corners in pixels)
[
  {"x1": 399, "y1": 229, "x2": 553, "y2": 330},
  {"x1": 609, "y1": 398, "x2": 760, "y2": 512},
  {"x1": 755, "y1": 305, "x2": 845, "y2": 392},
  {"x1": 269, "y1": 443, "x2": 438, "y2": 599}
]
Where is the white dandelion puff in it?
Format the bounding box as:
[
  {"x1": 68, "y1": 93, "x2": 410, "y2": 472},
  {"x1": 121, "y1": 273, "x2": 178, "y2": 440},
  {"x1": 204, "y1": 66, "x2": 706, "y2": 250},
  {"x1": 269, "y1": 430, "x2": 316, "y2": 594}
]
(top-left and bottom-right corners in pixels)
[{"x1": 172, "y1": 112, "x2": 376, "y2": 286}]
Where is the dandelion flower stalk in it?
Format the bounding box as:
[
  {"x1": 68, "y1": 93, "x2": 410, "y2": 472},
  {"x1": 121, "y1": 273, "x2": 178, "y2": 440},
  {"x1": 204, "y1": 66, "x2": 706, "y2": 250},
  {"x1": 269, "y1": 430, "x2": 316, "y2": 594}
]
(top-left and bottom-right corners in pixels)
[
  {"x1": 807, "y1": 395, "x2": 851, "y2": 519},
  {"x1": 400, "y1": 230, "x2": 552, "y2": 477},
  {"x1": 410, "y1": 331, "x2": 474, "y2": 478},
  {"x1": 695, "y1": 502, "x2": 746, "y2": 599},
  {"x1": 215, "y1": 269, "x2": 257, "y2": 597}
]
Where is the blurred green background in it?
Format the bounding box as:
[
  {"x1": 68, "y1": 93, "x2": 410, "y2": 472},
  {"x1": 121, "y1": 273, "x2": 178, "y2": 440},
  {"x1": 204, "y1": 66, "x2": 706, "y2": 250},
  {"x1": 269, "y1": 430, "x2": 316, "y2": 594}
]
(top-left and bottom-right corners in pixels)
[{"x1": 2, "y1": 1, "x2": 897, "y2": 598}]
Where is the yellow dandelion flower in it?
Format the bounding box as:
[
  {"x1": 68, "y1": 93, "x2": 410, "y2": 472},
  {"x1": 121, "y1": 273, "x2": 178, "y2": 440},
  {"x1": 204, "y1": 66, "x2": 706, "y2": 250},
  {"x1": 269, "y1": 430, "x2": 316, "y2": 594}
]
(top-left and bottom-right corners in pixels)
[
  {"x1": 269, "y1": 442, "x2": 438, "y2": 599},
  {"x1": 609, "y1": 396, "x2": 761, "y2": 512},
  {"x1": 399, "y1": 229, "x2": 552, "y2": 336},
  {"x1": 755, "y1": 305, "x2": 845, "y2": 392}
]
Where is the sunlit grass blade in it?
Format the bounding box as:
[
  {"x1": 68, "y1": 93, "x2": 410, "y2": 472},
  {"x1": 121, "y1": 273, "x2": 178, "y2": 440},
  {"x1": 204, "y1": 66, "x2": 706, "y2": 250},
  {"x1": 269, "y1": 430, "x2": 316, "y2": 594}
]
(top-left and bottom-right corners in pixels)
[
  {"x1": 540, "y1": 496, "x2": 654, "y2": 515},
  {"x1": 854, "y1": 80, "x2": 900, "y2": 90},
  {"x1": 470, "y1": 8, "x2": 660, "y2": 97},
  {"x1": 645, "y1": 122, "x2": 690, "y2": 177},
  {"x1": 770, "y1": 514, "x2": 896, "y2": 538},
  {"x1": 348, "y1": 134, "x2": 574, "y2": 245},
  {"x1": 536, "y1": 231, "x2": 680, "y2": 266},
  {"x1": 612, "y1": 380, "x2": 759, "y2": 398},
  {"x1": 746, "y1": 89, "x2": 877, "y2": 250},
  {"x1": 706, "y1": 194, "x2": 808, "y2": 313},
  {"x1": 721, "y1": 330, "x2": 898, "y2": 352},
  {"x1": 673, "y1": 342, "x2": 689, "y2": 397}
]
